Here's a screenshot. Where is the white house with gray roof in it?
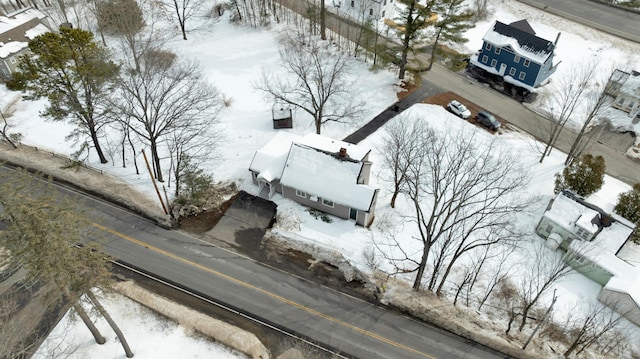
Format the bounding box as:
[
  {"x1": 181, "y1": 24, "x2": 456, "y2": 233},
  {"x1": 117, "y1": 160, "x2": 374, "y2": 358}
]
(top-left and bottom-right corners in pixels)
[
  {"x1": 249, "y1": 132, "x2": 378, "y2": 227},
  {"x1": 536, "y1": 190, "x2": 640, "y2": 327}
]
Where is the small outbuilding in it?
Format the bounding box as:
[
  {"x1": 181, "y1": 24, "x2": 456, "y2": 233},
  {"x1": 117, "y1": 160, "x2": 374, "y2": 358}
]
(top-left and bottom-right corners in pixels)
[{"x1": 272, "y1": 104, "x2": 293, "y2": 129}]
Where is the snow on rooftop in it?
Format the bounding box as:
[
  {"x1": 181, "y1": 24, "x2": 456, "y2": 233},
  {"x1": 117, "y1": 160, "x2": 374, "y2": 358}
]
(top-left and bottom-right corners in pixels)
[
  {"x1": 297, "y1": 133, "x2": 371, "y2": 161},
  {"x1": 543, "y1": 191, "x2": 600, "y2": 233},
  {"x1": 569, "y1": 221, "x2": 635, "y2": 275},
  {"x1": 249, "y1": 131, "x2": 300, "y2": 182},
  {"x1": 271, "y1": 104, "x2": 292, "y2": 120},
  {"x1": 0, "y1": 8, "x2": 43, "y2": 36},
  {"x1": 0, "y1": 40, "x2": 27, "y2": 58},
  {"x1": 605, "y1": 270, "x2": 640, "y2": 302},
  {"x1": 24, "y1": 23, "x2": 49, "y2": 40},
  {"x1": 280, "y1": 143, "x2": 376, "y2": 211},
  {"x1": 483, "y1": 21, "x2": 554, "y2": 64},
  {"x1": 621, "y1": 72, "x2": 640, "y2": 94}
]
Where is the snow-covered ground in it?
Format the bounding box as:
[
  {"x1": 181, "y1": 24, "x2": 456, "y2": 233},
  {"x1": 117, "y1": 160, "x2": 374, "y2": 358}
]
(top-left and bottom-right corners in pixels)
[
  {"x1": 2, "y1": 0, "x2": 640, "y2": 357},
  {"x1": 33, "y1": 288, "x2": 249, "y2": 359}
]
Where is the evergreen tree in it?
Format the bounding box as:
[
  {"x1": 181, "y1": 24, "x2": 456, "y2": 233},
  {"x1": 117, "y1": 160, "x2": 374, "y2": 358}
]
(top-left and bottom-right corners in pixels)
[
  {"x1": 7, "y1": 28, "x2": 119, "y2": 164},
  {"x1": 395, "y1": 0, "x2": 437, "y2": 80},
  {"x1": 427, "y1": 0, "x2": 474, "y2": 71},
  {"x1": 554, "y1": 154, "x2": 605, "y2": 197},
  {"x1": 614, "y1": 183, "x2": 640, "y2": 242},
  {"x1": 0, "y1": 169, "x2": 133, "y2": 357}
]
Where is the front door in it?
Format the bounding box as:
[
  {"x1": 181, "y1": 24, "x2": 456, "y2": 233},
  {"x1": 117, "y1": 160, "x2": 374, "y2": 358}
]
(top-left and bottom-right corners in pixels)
[
  {"x1": 499, "y1": 63, "x2": 507, "y2": 75},
  {"x1": 349, "y1": 208, "x2": 357, "y2": 220}
]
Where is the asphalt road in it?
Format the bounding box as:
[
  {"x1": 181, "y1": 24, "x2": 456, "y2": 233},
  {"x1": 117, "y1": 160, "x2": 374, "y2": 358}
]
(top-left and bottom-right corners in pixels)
[
  {"x1": 12, "y1": 167, "x2": 508, "y2": 359},
  {"x1": 518, "y1": 0, "x2": 640, "y2": 43}
]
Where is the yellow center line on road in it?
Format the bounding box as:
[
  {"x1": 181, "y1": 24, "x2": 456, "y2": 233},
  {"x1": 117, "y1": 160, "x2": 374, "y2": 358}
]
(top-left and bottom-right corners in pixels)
[{"x1": 92, "y1": 222, "x2": 436, "y2": 359}]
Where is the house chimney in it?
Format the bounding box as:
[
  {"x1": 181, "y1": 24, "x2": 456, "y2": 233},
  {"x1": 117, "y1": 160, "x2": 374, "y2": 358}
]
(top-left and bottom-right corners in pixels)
[
  {"x1": 339, "y1": 147, "x2": 347, "y2": 158},
  {"x1": 554, "y1": 32, "x2": 561, "y2": 46}
]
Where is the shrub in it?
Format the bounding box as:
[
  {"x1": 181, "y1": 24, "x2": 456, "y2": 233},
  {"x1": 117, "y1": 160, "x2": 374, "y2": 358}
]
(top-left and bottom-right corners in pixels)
[{"x1": 554, "y1": 154, "x2": 605, "y2": 197}]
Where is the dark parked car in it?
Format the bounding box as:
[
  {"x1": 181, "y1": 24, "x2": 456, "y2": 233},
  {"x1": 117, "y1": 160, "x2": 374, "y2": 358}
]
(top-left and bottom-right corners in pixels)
[{"x1": 475, "y1": 111, "x2": 501, "y2": 131}]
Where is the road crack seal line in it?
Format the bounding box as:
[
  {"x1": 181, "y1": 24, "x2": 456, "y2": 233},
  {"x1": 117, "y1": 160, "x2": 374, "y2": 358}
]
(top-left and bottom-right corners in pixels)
[{"x1": 92, "y1": 222, "x2": 435, "y2": 359}]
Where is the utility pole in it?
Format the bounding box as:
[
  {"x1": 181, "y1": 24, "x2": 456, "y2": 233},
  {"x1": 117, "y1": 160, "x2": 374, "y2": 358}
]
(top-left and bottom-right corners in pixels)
[
  {"x1": 523, "y1": 289, "x2": 557, "y2": 350},
  {"x1": 142, "y1": 149, "x2": 168, "y2": 215}
]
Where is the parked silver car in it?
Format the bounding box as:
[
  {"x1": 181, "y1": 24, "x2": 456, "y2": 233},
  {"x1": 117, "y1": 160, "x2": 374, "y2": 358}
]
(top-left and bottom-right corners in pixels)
[{"x1": 446, "y1": 100, "x2": 471, "y2": 119}]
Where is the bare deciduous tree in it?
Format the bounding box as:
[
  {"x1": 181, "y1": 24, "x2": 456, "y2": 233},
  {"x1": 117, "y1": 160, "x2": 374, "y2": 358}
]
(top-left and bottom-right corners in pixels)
[
  {"x1": 114, "y1": 49, "x2": 223, "y2": 183},
  {"x1": 380, "y1": 119, "x2": 531, "y2": 293},
  {"x1": 380, "y1": 115, "x2": 423, "y2": 208},
  {"x1": 562, "y1": 298, "x2": 626, "y2": 358},
  {"x1": 475, "y1": 246, "x2": 513, "y2": 311},
  {"x1": 0, "y1": 109, "x2": 19, "y2": 148},
  {"x1": 509, "y1": 242, "x2": 573, "y2": 333},
  {"x1": 538, "y1": 62, "x2": 599, "y2": 163},
  {"x1": 257, "y1": 30, "x2": 366, "y2": 134},
  {"x1": 166, "y1": 105, "x2": 223, "y2": 196},
  {"x1": 163, "y1": 0, "x2": 209, "y2": 40},
  {"x1": 564, "y1": 71, "x2": 617, "y2": 166}
]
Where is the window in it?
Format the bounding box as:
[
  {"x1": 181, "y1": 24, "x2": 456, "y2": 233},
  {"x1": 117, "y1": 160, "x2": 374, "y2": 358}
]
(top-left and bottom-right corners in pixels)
[
  {"x1": 575, "y1": 228, "x2": 589, "y2": 240},
  {"x1": 490, "y1": 59, "x2": 497, "y2": 67},
  {"x1": 519, "y1": 71, "x2": 526, "y2": 80},
  {"x1": 481, "y1": 55, "x2": 488, "y2": 64},
  {"x1": 494, "y1": 47, "x2": 501, "y2": 55},
  {"x1": 523, "y1": 59, "x2": 530, "y2": 67},
  {"x1": 514, "y1": 55, "x2": 521, "y2": 63},
  {"x1": 9, "y1": 57, "x2": 17, "y2": 64},
  {"x1": 485, "y1": 43, "x2": 492, "y2": 51},
  {"x1": 545, "y1": 224, "x2": 553, "y2": 234},
  {"x1": 322, "y1": 198, "x2": 334, "y2": 207},
  {"x1": 509, "y1": 67, "x2": 516, "y2": 76},
  {"x1": 618, "y1": 97, "x2": 625, "y2": 105},
  {"x1": 369, "y1": 8, "x2": 373, "y2": 15},
  {"x1": 295, "y1": 190, "x2": 307, "y2": 198}
]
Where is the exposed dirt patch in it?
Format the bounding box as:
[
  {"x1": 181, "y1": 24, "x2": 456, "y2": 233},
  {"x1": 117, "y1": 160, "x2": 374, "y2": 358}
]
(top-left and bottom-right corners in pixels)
[
  {"x1": 397, "y1": 80, "x2": 420, "y2": 101},
  {"x1": 423, "y1": 91, "x2": 508, "y2": 134},
  {"x1": 177, "y1": 194, "x2": 237, "y2": 233}
]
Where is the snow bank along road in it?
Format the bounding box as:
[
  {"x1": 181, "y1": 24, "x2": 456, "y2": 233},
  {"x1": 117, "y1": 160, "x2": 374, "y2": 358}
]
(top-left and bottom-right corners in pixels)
[{"x1": 12, "y1": 165, "x2": 509, "y2": 359}]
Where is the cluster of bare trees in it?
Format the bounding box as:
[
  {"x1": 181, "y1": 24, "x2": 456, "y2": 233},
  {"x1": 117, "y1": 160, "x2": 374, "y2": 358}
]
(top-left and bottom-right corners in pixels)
[
  {"x1": 379, "y1": 117, "x2": 533, "y2": 293},
  {"x1": 7, "y1": 0, "x2": 224, "y2": 200},
  {"x1": 538, "y1": 59, "x2": 617, "y2": 166},
  {"x1": 376, "y1": 114, "x2": 635, "y2": 356}
]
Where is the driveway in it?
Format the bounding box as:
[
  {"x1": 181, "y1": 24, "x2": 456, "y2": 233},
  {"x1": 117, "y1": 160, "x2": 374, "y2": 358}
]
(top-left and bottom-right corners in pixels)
[{"x1": 202, "y1": 191, "x2": 277, "y2": 256}]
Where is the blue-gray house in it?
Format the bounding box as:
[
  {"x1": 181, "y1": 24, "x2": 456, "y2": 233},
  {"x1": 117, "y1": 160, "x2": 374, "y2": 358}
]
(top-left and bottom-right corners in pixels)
[{"x1": 469, "y1": 19, "x2": 560, "y2": 92}]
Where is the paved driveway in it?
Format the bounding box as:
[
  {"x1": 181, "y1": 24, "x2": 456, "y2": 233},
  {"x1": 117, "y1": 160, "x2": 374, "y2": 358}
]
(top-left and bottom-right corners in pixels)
[{"x1": 203, "y1": 191, "x2": 277, "y2": 256}]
